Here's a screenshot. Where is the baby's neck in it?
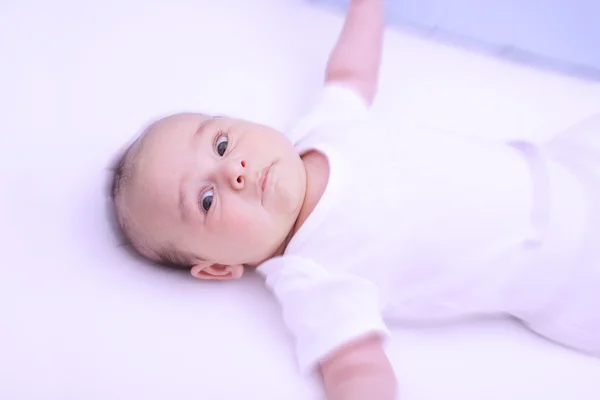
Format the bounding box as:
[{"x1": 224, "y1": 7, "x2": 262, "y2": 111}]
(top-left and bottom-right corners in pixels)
[
  {"x1": 271, "y1": 225, "x2": 297, "y2": 259},
  {"x1": 280, "y1": 150, "x2": 330, "y2": 256}
]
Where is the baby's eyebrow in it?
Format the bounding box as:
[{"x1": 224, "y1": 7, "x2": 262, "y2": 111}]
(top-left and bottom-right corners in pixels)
[
  {"x1": 193, "y1": 118, "x2": 215, "y2": 140},
  {"x1": 178, "y1": 178, "x2": 190, "y2": 222},
  {"x1": 192, "y1": 115, "x2": 226, "y2": 140}
]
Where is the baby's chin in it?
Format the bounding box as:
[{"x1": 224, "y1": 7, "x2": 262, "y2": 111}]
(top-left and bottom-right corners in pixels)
[
  {"x1": 270, "y1": 186, "x2": 304, "y2": 218},
  {"x1": 268, "y1": 164, "x2": 307, "y2": 215}
]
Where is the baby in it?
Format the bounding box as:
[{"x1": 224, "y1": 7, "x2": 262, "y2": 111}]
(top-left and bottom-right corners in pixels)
[{"x1": 111, "y1": 0, "x2": 600, "y2": 398}]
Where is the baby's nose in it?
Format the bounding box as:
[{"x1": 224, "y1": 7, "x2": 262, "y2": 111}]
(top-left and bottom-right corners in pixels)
[{"x1": 225, "y1": 159, "x2": 247, "y2": 190}]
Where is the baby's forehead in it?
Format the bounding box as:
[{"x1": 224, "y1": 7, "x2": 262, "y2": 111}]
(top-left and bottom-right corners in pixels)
[
  {"x1": 137, "y1": 113, "x2": 250, "y2": 169},
  {"x1": 136, "y1": 113, "x2": 228, "y2": 178},
  {"x1": 149, "y1": 113, "x2": 211, "y2": 138},
  {"x1": 136, "y1": 114, "x2": 208, "y2": 157}
]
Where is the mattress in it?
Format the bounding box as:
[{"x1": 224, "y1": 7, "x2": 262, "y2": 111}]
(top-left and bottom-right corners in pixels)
[{"x1": 1, "y1": 0, "x2": 600, "y2": 399}]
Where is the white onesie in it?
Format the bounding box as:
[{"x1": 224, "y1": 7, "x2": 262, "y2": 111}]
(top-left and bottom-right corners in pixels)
[{"x1": 256, "y1": 84, "x2": 600, "y2": 373}]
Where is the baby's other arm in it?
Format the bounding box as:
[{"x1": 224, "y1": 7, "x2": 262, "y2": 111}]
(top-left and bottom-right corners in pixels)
[
  {"x1": 321, "y1": 334, "x2": 397, "y2": 400},
  {"x1": 325, "y1": 0, "x2": 384, "y2": 106}
]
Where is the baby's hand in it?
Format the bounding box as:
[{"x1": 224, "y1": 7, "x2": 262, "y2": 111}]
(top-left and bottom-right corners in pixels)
[{"x1": 320, "y1": 334, "x2": 397, "y2": 400}]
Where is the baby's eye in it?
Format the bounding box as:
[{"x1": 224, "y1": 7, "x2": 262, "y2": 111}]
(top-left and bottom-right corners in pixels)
[
  {"x1": 200, "y1": 189, "x2": 213, "y2": 213},
  {"x1": 216, "y1": 135, "x2": 228, "y2": 156}
]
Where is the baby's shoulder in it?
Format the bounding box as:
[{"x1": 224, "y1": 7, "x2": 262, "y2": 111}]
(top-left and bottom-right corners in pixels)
[{"x1": 255, "y1": 253, "x2": 325, "y2": 282}]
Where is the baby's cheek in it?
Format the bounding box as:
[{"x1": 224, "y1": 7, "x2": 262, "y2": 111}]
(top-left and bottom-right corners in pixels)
[{"x1": 220, "y1": 203, "x2": 263, "y2": 236}]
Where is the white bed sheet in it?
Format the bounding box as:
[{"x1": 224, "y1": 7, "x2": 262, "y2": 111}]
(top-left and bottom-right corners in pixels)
[{"x1": 1, "y1": 0, "x2": 599, "y2": 399}]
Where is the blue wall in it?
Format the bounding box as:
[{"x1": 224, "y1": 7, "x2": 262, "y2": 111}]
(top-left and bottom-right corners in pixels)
[{"x1": 311, "y1": 0, "x2": 600, "y2": 81}]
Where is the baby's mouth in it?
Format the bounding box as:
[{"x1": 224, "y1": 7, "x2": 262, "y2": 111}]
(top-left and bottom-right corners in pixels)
[{"x1": 259, "y1": 164, "x2": 272, "y2": 194}]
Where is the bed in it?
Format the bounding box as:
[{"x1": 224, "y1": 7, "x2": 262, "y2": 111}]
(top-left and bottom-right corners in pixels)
[{"x1": 1, "y1": 0, "x2": 599, "y2": 399}]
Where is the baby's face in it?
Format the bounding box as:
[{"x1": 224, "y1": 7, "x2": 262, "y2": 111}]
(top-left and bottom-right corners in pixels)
[{"x1": 126, "y1": 113, "x2": 306, "y2": 268}]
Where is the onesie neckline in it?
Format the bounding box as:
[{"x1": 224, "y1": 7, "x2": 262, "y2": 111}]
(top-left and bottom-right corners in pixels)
[{"x1": 284, "y1": 140, "x2": 344, "y2": 254}]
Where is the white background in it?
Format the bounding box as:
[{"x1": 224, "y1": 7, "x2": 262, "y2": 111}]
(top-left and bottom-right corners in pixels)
[{"x1": 1, "y1": 0, "x2": 600, "y2": 399}]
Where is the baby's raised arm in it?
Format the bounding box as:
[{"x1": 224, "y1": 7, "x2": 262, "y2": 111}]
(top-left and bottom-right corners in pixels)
[
  {"x1": 325, "y1": 0, "x2": 384, "y2": 105},
  {"x1": 319, "y1": 1, "x2": 396, "y2": 399}
]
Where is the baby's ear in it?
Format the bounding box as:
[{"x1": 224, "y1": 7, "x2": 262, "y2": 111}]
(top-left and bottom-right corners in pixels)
[{"x1": 190, "y1": 262, "x2": 244, "y2": 280}]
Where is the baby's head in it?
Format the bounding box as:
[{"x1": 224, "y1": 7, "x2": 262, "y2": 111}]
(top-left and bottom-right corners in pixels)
[{"x1": 112, "y1": 113, "x2": 306, "y2": 279}]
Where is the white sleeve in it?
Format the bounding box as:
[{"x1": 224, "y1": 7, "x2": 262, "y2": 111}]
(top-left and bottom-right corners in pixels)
[
  {"x1": 287, "y1": 83, "x2": 371, "y2": 145},
  {"x1": 257, "y1": 255, "x2": 390, "y2": 374}
]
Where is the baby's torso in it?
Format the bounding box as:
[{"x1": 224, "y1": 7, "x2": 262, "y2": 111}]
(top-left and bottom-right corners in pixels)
[{"x1": 287, "y1": 120, "x2": 539, "y2": 321}]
